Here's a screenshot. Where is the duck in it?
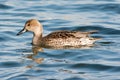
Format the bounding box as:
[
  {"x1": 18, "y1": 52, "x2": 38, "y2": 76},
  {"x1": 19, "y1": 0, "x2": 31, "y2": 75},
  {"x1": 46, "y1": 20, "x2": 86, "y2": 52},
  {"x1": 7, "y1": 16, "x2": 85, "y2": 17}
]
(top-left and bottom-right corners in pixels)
[{"x1": 17, "y1": 19, "x2": 100, "y2": 48}]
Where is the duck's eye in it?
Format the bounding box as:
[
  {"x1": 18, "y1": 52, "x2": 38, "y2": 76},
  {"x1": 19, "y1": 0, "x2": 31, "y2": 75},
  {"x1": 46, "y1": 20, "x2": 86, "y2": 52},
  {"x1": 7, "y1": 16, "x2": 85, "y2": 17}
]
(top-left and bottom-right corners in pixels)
[{"x1": 27, "y1": 23, "x2": 30, "y2": 26}]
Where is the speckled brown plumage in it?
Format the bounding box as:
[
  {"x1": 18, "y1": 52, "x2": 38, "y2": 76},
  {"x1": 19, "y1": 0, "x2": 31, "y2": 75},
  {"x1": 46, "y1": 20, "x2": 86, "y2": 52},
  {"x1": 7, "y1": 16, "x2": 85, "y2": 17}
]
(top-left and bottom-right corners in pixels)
[
  {"x1": 17, "y1": 19, "x2": 101, "y2": 48},
  {"x1": 43, "y1": 30, "x2": 97, "y2": 39}
]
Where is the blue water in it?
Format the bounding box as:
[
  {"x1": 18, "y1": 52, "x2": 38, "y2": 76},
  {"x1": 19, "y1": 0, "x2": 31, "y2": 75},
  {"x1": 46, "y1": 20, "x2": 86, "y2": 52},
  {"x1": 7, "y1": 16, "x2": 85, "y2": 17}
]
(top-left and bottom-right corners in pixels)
[{"x1": 0, "y1": 0, "x2": 120, "y2": 80}]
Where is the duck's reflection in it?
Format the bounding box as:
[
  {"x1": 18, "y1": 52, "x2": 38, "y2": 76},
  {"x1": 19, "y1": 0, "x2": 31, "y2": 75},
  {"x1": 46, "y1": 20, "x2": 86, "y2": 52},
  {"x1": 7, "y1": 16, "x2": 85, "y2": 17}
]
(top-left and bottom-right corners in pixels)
[
  {"x1": 25, "y1": 46, "x2": 44, "y2": 64},
  {"x1": 25, "y1": 44, "x2": 95, "y2": 68},
  {"x1": 25, "y1": 46, "x2": 44, "y2": 68}
]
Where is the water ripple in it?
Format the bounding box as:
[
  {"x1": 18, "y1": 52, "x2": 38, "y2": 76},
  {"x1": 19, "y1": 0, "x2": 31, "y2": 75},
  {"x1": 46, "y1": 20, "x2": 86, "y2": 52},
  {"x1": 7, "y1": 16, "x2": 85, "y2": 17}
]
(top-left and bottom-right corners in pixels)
[
  {"x1": 0, "y1": 4, "x2": 13, "y2": 9},
  {"x1": 0, "y1": 0, "x2": 120, "y2": 80}
]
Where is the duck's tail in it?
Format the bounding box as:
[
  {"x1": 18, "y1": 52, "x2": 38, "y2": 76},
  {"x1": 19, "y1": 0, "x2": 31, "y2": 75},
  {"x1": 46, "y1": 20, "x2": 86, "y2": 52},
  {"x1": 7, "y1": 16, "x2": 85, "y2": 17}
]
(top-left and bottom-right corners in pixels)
[
  {"x1": 94, "y1": 38, "x2": 101, "y2": 40},
  {"x1": 92, "y1": 38, "x2": 102, "y2": 42},
  {"x1": 87, "y1": 30, "x2": 99, "y2": 34}
]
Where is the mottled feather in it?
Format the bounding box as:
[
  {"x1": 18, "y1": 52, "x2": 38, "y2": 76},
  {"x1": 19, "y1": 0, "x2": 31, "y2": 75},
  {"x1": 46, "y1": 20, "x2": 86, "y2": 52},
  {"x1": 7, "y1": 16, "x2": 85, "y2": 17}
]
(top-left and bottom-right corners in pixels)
[
  {"x1": 43, "y1": 30, "x2": 97, "y2": 39},
  {"x1": 17, "y1": 19, "x2": 101, "y2": 48}
]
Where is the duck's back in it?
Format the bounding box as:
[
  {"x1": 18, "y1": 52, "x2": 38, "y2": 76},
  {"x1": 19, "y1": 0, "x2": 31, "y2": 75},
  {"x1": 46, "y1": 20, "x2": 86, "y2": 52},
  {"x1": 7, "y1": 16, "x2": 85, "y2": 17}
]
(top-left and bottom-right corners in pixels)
[{"x1": 44, "y1": 30, "x2": 91, "y2": 38}]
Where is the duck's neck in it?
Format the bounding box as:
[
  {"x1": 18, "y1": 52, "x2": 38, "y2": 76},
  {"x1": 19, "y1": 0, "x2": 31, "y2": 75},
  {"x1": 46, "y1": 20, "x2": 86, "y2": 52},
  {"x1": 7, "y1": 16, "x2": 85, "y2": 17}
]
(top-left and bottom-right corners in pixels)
[{"x1": 32, "y1": 33, "x2": 42, "y2": 46}]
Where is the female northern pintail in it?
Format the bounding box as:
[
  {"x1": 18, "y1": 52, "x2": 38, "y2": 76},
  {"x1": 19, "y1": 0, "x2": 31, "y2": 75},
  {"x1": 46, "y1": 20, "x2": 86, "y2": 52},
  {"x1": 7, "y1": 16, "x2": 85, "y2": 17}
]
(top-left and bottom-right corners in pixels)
[{"x1": 17, "y1": 19, "x2": 100, "y2": 48}]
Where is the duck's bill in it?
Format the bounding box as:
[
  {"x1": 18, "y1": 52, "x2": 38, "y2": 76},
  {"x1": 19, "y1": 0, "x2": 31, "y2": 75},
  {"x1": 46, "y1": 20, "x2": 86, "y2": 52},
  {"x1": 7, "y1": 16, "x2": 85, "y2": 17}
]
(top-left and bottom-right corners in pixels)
[{"x1": 16, "y1": 28, "x2": 27, "y2": 36}]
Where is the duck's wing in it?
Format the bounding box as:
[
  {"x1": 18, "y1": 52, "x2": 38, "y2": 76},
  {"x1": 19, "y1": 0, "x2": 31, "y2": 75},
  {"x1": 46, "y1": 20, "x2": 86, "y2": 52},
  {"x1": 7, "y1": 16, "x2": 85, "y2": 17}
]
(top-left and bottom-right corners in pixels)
[
  {"x1": 43, "y1": 30, "x2": 95, "y2": 39},
  {"x1": 73, "y1": 30, "x2": 98, "y2": 37},
  {"x1": 43, "y1": 31, "x2": 75, "y2": 39}
]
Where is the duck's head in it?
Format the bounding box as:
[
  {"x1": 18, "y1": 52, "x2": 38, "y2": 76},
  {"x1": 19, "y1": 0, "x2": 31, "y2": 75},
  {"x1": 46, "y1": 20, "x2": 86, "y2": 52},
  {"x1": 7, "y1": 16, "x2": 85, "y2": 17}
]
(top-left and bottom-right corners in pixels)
[{"x1": 17, "y1": 19, "x2": 43, "y2": 36}]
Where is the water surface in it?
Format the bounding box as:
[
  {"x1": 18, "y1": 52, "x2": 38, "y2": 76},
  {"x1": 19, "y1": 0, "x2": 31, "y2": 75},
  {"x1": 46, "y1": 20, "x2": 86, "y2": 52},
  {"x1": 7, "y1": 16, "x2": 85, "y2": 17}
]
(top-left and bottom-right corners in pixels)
[{"x1": 0, "y1": 0, "x2": 120, "y2": 80}]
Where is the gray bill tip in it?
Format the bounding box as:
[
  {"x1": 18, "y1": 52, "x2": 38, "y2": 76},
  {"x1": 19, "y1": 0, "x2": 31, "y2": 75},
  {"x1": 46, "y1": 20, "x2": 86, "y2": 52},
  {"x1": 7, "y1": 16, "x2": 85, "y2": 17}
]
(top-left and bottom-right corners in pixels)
[
  {"x1": 16, "y1": 32, "x2": 21, "y2": 36},
  {"x1": 16, "y1": 29, "x2": 27, "y2": 36},
  {"x1": 16, "y1": 31, "x2": 23, "y2": 36}
]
